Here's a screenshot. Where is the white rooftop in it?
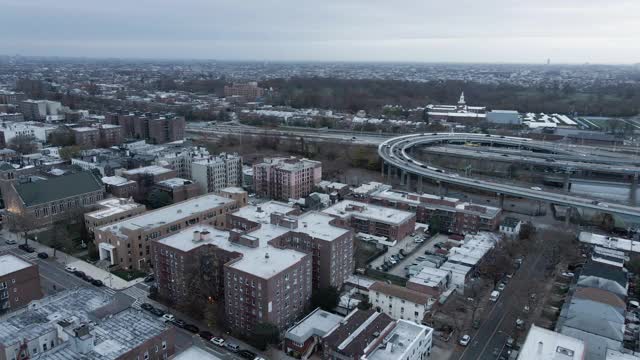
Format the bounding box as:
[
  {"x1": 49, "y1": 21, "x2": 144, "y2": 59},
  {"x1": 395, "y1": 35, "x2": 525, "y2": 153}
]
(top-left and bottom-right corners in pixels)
[
  {"x1": 519, "y1": 325, "x2": 585, "y2": 360},
  {"x1": 408, "y1": 267, "x2": 450, "y2": 288},
  {"x1": 85, "y1": 198, "x2": 144, "y2": 220},
  {"x1": 156, "y1": 177, "x2": 193, "y2": 188},
  {"x1": 71, "y1": 127, "x2": 97, "y2": 132},
  {"x1": 352, "y1": 182, "x2": 389, "y2": 196},
  {"x1": 363, "y1": 320, "x2": 432, "y2": 360},
  {"x1": 123, "y1": 165, "x2": 173, "y2": 176},
  {"x1": 101, "y1": 176, "x2": 132, "y2": 186},
  {"x1": 98, "y1": 194, "x2": 234, "y2": 238},
  {"x1": 232, "y1": 201, "x2": 295, "y2": 224},
  {"x1": 579, "y1": 231, "x2": 640, "y2": 254},
  {"x1": 606, "y1": 349, "x2": 640, "y2": 360},
  {"x1": 322, "y1": 200, "x2": 414, "y2": 225},
  {"x1": 296, "y1": 212, "x2": 349, "y2": 241},
  {"x1": 157, "y1": 224, "x2": 306, "y2": 279},
  {"x1": 173, "y1": 346, "x2": 222, "y2": 360},
  {"x1": 221, "y1": 187, "x2": 245, "y2": 194},
  {"x1": 285, "y1": 308, "x2": 344, "y2": 344},
  {"x1": 0, "y1": 254, "x2": 32, "y2": 277}
]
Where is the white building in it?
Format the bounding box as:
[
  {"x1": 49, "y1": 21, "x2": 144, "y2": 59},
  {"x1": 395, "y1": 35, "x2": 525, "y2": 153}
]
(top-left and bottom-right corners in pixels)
[
  {"x1": 362, "y1": 319, "x2": 433, "y2": 360},
  {"x1": 0, "y1": 121, "x2": 57, "y2": 143},
  {"x1": 191, "y1": 153, "x2": 242, "y2": 193},
  {"x1": 518, "y1": 325, "x2": 585, "y2": 360},
  {"x1": 368, "y1": 281, "x2": 429, "y2": 324},
  {"x1": 155, "y1": 147, "x2": 210, "y2": 179},
  {"x1": 500, "y1": 217, "x2": 522, "y2": 238}
]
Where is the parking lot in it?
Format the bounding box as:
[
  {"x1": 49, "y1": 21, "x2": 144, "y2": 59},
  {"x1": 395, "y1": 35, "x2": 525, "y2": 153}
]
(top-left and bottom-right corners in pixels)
[{"x1": 369, "y1": 232, "x2": 452, "y2": 278}]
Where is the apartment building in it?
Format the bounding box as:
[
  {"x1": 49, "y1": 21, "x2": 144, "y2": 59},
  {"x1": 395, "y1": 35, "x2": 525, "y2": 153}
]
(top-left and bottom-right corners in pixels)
[
  {"x1": 105, "y1": 112, "x2": 185, "y2": 144},
  {"x1": 151, "y1": 225, "x2": 312, "y2": 333},
  {"x1": 102, "y1": 175, "x2": 139, "y2": 198},
  {"x1": 0, "y1": 91, "x2": 25, "y2": 105},
  {"x1": 0, "y1": 288, "x2": 176, "y2": 360},
  {"x1": 228, "y1": 202, "x2": 354, "y2": 289},
  {"x1": 122, "y1": 165, "x2": 177, "y2": 199},
  {"x1": 322, "y1": 200, "x2": 416, "y2": 241},
  {"x1": 253, "y1": 157, "x2": 322, "y2": 201},
  {"x1": 370, "y1": 188, "x2": 501, "y2": 234},
  {"x1": 94, "y1": 194, "x2": 238, "y2": 270},
  {"x1": 0, "y1": 121, "x2": 56, "y2": 143},
  {"x1": 223, "y1": 82, "x2": 265, "y2": 100},
  {"x1": 155, "y1": 147, "x2": 210, "y2": 178},
  {"x1": 84, "y1": 198, "x2": 146, "y2": 238},
  {"x1": 191, "y1": 154, "x2": 243, "y2": 193},
  {"x1": 152, "y1": 178, "x2": 202, "y2": 203},
  {"x1": 0, "y1": 255, "x2": 42, "y2": 313},
  {"x1": 3, "y1": 171, "x2": 105, "y2": 226},
  {"x1": 19, "y1": 100, "x2": 62, "y2": 121},
  {"x1": 71, "y1": 127, "x2": 99, "y2": 147}
]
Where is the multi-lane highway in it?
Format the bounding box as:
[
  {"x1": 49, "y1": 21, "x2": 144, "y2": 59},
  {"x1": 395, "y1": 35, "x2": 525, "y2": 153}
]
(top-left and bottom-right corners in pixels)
[{"x1": 379, "y1": 133, "x2": 640, "y2": 219}]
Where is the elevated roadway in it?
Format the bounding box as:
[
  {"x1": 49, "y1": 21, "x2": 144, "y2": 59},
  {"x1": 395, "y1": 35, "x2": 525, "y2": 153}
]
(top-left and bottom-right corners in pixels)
[{"x1": 379, "y1": 133, "x2": 640, "y2": 219}]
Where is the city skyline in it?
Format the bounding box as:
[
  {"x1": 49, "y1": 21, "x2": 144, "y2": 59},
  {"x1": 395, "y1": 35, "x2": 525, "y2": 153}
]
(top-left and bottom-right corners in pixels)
[{"x1": 1, "y1": 0, "x2": 639, "y2": 64}]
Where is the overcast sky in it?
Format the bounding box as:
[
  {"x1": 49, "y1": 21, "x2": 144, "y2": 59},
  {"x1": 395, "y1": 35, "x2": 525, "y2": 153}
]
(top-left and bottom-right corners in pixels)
[{"x1": 1, "y1": 0, "x2": 638, "y2": 64}]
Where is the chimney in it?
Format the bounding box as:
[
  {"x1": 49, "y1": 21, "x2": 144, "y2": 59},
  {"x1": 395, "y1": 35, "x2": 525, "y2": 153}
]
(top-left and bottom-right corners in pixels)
[
  {"x1": 192, "y1": 230, "x2": 201, "y2": 242},
  {"x1": 256, "y1": 206, "x2": 263, "y2": 213},
  {"x1": 537, "y1": 341, "x2": 543, "y2": 355},
  {"x1": 200, "y1": 230, "x2": 210, "y2": 241},
  {"x1": 265, "y1": 253, "x2": 270, "y2": 260}
]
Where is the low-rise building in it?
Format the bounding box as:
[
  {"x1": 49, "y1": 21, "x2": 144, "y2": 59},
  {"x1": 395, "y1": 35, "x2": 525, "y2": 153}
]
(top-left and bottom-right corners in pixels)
[
  {"x1": 0, "y1": 288, "x2": 175, "y2": 360},
  {"x1": 322, "y1": 200, "x2": 415, "y2": 241},
  {"x1": 500, "y1": 217, "x2": 522, "y2": 238},
  {"x1": 3, "y1": 171, "x2": 104, "y2": 227},
  {"x1": 369, "y1": 281, "x2": 429, "y2": 323},
  {"x1": 122, "y1": 165, "x2": 177, "y2": 200},
  {"x1": 84, "y1": 198, "x2": 146, "y2": 238},
  {"x1": 0, "y1": 255, "x2": 42, "y2": 314},
  {"x1": 102, "y1": 175, "x2": 139, "y2": 198},
  {"x1": 518, "y1": 325, "x2": 585, "y2": 360},
  {"x1": 284, "y1": 308, "x2": 344, "y2": 358},
  {"x1": 153, "y1": 177, "x2": 202, "y2": 202},
  {"x1": 406, "y1": 267, "x2": 451, "y2": 300},
  {"x1": 94, "y1": 194, "x2": 239, "y2": 270}
]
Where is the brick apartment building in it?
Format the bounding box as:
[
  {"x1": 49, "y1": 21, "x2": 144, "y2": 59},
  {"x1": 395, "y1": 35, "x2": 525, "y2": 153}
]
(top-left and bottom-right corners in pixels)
[
  {"x1": 253, "y1": 157, "x2": 322, "y2": 201},
  {"x1": 152, "y1": 178, "x2": 202, "y2": 203},
  {"x1": 0, "y1": 255, "x2": 42, "y2": 314},
  {"x1": 71, "y1": 127, "x2": 99, "y2": 147},
  {"x1": 191, "y1": 154, "x2": 243, "y2": 193},
  {"x1": 102, "y1": 175, "x2": 139, "y2": 198},
  {"x1": 3, "y1": 171, "x2": 105, "y2": 227},
  {"x1": 105, "y1": 112, "x2": 185, "y2": 144},
  {"x1": 0, "y1": 91, "x2": 25, "y2": 105},
  {"x1": 122, "y1": 165, "x2": 177, "y2": 200},
  {"x1": 223, "y1": 82, "x2": 265, "y2": 100},
  {"x1": 370, "y1": 189, "x2": 501, "y2": 235},
  {"x1": 322, "y1": 200, "x2": 416, "y2": 242},
  {"x1": 94, "y1": 194, "x2": 239, "y2": 270},
  {"x1": 84, "y1": 198, "x2": 146, "y2": 238}
]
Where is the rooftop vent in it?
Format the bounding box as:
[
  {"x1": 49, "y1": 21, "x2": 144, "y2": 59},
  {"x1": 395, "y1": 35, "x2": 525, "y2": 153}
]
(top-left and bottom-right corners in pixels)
[{"x1": 265, "y1": 253, "x2": 270, "y2": 259}]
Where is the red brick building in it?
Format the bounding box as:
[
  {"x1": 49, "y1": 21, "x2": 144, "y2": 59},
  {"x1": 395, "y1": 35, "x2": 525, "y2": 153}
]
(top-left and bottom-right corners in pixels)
[{"x1": 0, "y1": 255, "x2": 42, "y2": 313}]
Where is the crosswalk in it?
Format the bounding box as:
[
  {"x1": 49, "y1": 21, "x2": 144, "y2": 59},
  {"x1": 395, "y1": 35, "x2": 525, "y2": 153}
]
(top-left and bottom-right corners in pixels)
[{"x1": 120, "y1": 286, "x2": 149, "y2": 309}]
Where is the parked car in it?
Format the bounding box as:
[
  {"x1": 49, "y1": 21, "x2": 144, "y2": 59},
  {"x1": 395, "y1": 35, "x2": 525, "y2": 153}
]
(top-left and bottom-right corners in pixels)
[
  {"x1": 150, "y1": 308, "x2": 165, "y2": 317},
  {"x1": 65, "y1": 265, "x2": 77, "y2": 272},
  {"x1": 37, "y1": 252, "x2": 49, "y2": 259},
  {"x1": 5, "y1": 239, "x2": 17, "y2": 245},
  {"x1": 459, "y1": 334, "x2": 471, "y2": 346},
  {"x1": 91, "y1": 279, "x2": 104, "y2": 287},
  {"x1": 73, "y1": 270, "x2": 86, "y2": 278},
  {"x1": 238, "y1": 350, "x2": 257, "y2": 359},
  {"x1": 83, "y1": 275, "x2": 95, "y2": 282},
  {"x1": 414, "y1": 238, "x2": 424, "y2": 244},
  {"x1": 224, "y1": 343, "x2": 241, "y2": 352},
  {"x1": 183, "y1": 324, "x2": 199, "y2": 333},
  {"x1": 497, "y1": 283, "x2": 506, "y2": 291},
  {"x1": 161, "y1": 314, "x2": 175, "y2": 323},
  {"x1": 18, "y1": 244, "x2": 35, "y2": 253},
  {"x1": 171, "y1": 319, "x2": 186, "y2": 328},
  {"x1": 199, "y1": 331, "x2": 214, "y2": 340},
  {"x1": 506, "y1": 337, "x2": 515, "y2": 348},
  {"x1": 561, "y1": 272, "x2": 575, "y2": 278},
  {"x1": 140, "y1": 303, "x2": 154, "y2": 311},
  {"x1": 210, "y1": 337, "x2": 225, "y2": 347},
  {"x1": 144, "y1": 275, "x2": 155, "y2": 283}
]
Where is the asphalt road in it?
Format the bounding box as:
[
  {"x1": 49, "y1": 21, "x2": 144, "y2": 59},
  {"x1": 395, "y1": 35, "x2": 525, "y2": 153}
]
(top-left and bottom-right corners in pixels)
[{"x1": 458, "y1": 250, "x2": 549, "y2": 360}]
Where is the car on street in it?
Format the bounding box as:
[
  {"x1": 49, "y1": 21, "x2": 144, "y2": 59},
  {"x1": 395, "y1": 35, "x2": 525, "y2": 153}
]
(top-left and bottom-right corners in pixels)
[
  {"x1": 140, "y1": 303, "x2": 154, "y2": 311},
  {"x1": 171, "y1": 319, "x2": 186, "y2": 328},
  {"x1": 183, "y1": 324, "x2": 199, "y2": 333},
  {"x1": 91, "y1": 279, "x2": 104, "y2": 287},
  {"x1": 161, "y1": 314, "x2": 175, "y2": 323},
  {"x1": 5, "y1": 239, "x2": 17, "y2": 245},
  {"x1": 18, "y1": 244, "x2": 35, "y2": 253},
  {"x1": 561, "y1": 272, "x2": 575, "y2": 278},
  {"x1": 84, "y1": 275, "x2": 95, "y2": 282},
  {"x1": 238, "y1": 350, "x2": 257, "y2": 359},
  {"x1": 210, "y1": 337, "x2": 225, "y2": 347},
  {"x1": 224, "y1": 343, "x2": 241, "y2": 352},
  {"x1": 530, "y1": 186, "x2": 542, "y2": 191},
  {"x1": 459, "y1": 334, "x2": 471, "y2": 346},
  {"x1": 65, "y1": 265, "x2": 77, "y2": 272},
  {"x1": 150, "y1": 308, "x2": 165, "y2": 317},
  {"x1": 73, "y1": 270, "x2": 86, "y2": 278},
  {"x1": 497, "y1": 283, "x2": 506, "y2": 291},
  {"x1": 37, "y1": 252, "x2": 49, "y2": 259},
  {"x1": 144, "y1": 274, "x2": 155, "y2": 283},
  {"x1": 473, "y1": 320, "x2": 481, "y2": 329},
  {"x1": 199, "y1": 331, "x2": 213, "y2": 340},
  {"x1": 506, "y1": 337, "x2": 515, "y2": 348}
]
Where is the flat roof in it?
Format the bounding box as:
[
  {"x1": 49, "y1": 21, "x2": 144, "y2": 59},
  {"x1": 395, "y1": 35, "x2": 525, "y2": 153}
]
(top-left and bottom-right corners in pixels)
[
  {"x1": 364, "y1": 320, "x2": 431, "y2": 360},
  {"x1": 173, "y1": 346, "x2": 223, "y2": 360},
  {"x1": 156, "y1": 177, "x2": 193, "y2": 188},
  {"x1": 296, "y1": 212, "x2": 350, "y2": 241},
  {"x1": 157, "y1": 224, "x2": 306, "y2": 279},
  {"x1": 285, "y1": 308, "x2": 344, "y2": 344},
  {"x1": 0, "y1": 254, "x2": 32, "y2": 277},
  {"x1": 232, "y1": 201, "x2": 295, "y2": 224},
  {"x1": 322, "y1": 200, "x2": 414, "y2": 225},
  {"x1": 98, "y1": 194, "x2": 234, "y2": 238},
  {"x1": 519, "y1": 325, "x2": 585, "y2": 360},
  {"x1": 123, "y1": 165, "x2": 173, "y2": 176},
  {"x1": 579, "y1": 231, "x2": 640, "y2": 254},
  {"x1": 85, "y1": 198, "x2": 144, "y2": 220},
  {"x1": 101, "y1": 176, "x2": 132, "y2": 186},
  {"x1": 408, "y1": 267, "x2": 450, "y2": 288}
]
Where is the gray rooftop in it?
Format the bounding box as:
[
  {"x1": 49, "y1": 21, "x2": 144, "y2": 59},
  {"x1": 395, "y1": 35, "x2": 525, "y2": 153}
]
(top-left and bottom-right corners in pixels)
[
  {"x1": 14, "y1": 171, "x2": 103, "y2": 207},
  {"x1": 285, "y1": 307, "x2": 344, "y2": 344}
]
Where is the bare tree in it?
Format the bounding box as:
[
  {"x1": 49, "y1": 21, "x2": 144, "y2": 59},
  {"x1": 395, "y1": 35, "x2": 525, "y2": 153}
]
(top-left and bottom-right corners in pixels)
[
  {"x1": 8, "y1": 135, "x2": 37, "y2": 155},
  {"x1": 6, "y1": 212, "x2": 35, "y2": 245}
]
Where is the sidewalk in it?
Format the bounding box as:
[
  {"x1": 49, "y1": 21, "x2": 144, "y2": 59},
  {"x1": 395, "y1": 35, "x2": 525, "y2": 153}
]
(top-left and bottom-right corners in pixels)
[{"x1": 1, "y1": 229, "x2": 142, "y2": 290}]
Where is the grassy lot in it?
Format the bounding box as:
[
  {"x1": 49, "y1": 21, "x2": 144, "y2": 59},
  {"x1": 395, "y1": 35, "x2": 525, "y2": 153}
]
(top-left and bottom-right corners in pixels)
[{"x1": 111, "y1": 269, "x2": 147, "y2": 281}]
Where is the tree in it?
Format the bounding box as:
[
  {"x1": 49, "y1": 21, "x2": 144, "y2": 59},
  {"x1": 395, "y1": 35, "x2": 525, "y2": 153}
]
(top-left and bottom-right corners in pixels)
[
  {"x1": 251, "y1": 322, "x2": 280, "y2": 350},
  {"x1": 8, "y1": 135, "x2": 37, "y2": 155},
  {"x1": 203, "y1": 301, "x2": 218, "y2": 330},
  {"x1": 49, "y1": 221, "x2": 69, "y2": 257},
  {"x1": 6, "y1": 212, "x2": 34, "y2": 245},
  {"x1": 59, "y1": 145, "x2": 82, "y2": 160},
  {"x1": 311, "y1": 287, "x2": 339, "y2": 311},
  {"x1": 146, "y1": 189, "x2": 172, "y2": 209},
  {"x1": 357, "y1": 296, "x2": 372, "y2": 310},
  {"x1": 48, "y1": 129, "x2": 75, "y2": 147}
]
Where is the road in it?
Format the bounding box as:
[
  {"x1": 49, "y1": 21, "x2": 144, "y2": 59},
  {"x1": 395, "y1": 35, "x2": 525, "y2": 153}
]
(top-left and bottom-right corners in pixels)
[
  {"x1": 458, "y1": 249, "x2": 549, "y2": 360},
  {"x1": 379, "y1": 133, "x2": 640, "y2": 219}
]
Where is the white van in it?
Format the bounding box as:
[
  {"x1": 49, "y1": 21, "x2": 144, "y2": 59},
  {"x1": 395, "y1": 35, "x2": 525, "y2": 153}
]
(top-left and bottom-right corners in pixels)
[{"x1": 490, "y1": 290, "x2": 500, "y2": 302}]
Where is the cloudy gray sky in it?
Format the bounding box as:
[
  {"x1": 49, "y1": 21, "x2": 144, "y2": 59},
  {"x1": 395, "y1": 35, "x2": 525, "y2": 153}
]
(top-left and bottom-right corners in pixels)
[{"x1": 1, "y1": 0, "x2": 638, "y2": 63}]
